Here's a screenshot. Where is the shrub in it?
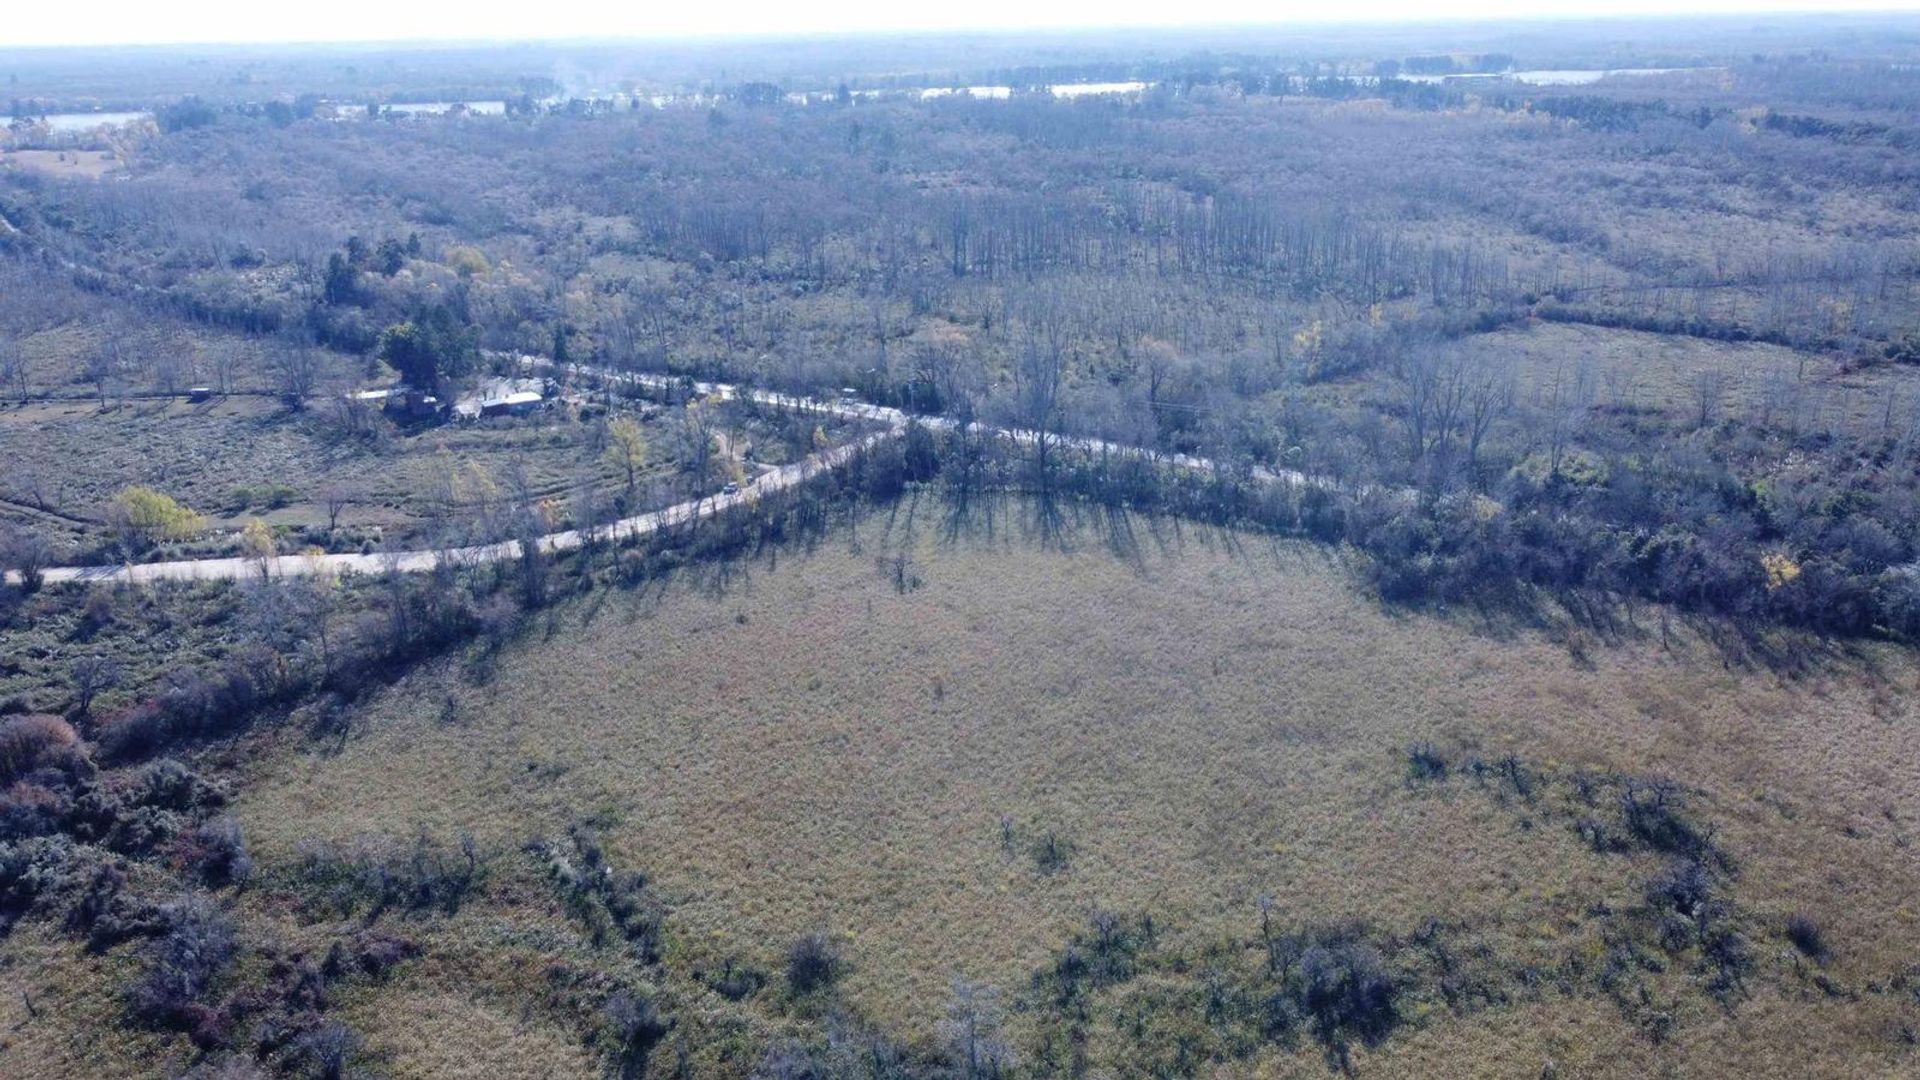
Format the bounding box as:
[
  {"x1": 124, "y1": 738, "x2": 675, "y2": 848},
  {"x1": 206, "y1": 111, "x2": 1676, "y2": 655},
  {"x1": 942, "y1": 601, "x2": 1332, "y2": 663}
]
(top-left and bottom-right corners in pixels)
[
  {"x1": 292, "y1": 831, "x2": 483, "y2": 919},
  {"x1": 1620, "y1": 780, "x2": 1719, "y2": 865},
  {"x1": 177, "y1": 815, "x2": 253, "y2": 889},
  {"x1": 288, "y1": 1020, "x2": 360, "y2": 1080},
  {"x1": 1030, "y1": 830, "x2": 1073, "y2": 875},
  {"x1": 111, "y1": 486, "x2": 205, "y2": 547},
  {"x1": 0, "y1": 836, "x2": 79, "y2": 933},
  {"x1": 321, "y1": 930, "x2": 418, "y2": 981},
  {"x1": 137, "y1": 758, "x2": 226, "y2": 813},
  {"x1": 533, "y1": 826, "x2": 663, "y2": 958},
  {"x1": 701, "y1": 957, "x2": 767, "y2": 1001},
  {"x1": 604, "y1": 989, "x2": 672, "y2": 1080},
  {"x1": 1296, "y1": 939, "x2": 1399, "y2": 1052},
  {"x1": 0, "y1": 715, "x2": 78, "y2": 786},
  {"x1": 177, "y1": 1058, "x2": 271, "y2": 1080},
  {"x1": 786, "y1": 932, "x2": 842, "y2": 994},
  {"x1": 127, "y1": 894, "x2": 236, "y2": 1036},
  {"x1": 1785, "y1": 912, "x2": 1827, "y2": 962},
  {"x1": 1406, "y1": 742, "x2": 1448, "y2": 781},
  {"x1": 1644, "y1": 857, "x2": 1714, "y2": 922}
]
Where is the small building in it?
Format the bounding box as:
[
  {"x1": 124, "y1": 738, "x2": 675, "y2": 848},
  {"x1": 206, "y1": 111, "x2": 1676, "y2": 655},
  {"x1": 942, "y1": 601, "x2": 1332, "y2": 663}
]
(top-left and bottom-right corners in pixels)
[
  {"x1": 383, "y1": 388, "x2": 441, "y2": 418},
  {"x1": 454, "y1": 377, "x2": 548, "y2": 421},
  {"x1": 480, "y1": 390, "x2": 544, "y2": 418}
]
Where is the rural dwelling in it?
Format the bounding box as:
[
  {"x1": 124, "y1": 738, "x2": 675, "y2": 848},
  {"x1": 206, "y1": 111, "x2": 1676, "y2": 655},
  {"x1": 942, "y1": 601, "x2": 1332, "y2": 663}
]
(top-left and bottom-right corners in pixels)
[{"x1": 455, "y1": 377, "x2": 549, "y2": 420}]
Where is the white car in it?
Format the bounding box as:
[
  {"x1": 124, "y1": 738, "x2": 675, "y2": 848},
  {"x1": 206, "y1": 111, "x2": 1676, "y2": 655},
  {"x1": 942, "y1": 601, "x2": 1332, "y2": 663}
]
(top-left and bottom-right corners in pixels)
[{"x1": 722, "y1": 482, "x2": 740, "y2": 495}]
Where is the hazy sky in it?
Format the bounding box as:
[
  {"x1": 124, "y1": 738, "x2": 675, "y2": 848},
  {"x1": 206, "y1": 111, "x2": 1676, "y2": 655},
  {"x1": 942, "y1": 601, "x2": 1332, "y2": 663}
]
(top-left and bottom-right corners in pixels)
[{"x1": 6, "y1": 0, "x2": 1919, "y2": 48}]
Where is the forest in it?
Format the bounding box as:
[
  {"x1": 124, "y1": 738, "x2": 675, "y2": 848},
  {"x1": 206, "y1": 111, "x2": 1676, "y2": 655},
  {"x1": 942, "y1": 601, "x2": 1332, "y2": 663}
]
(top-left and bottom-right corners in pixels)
[{"x1": 3, "y1": 13, "x2": 1920, "y2": 1080}]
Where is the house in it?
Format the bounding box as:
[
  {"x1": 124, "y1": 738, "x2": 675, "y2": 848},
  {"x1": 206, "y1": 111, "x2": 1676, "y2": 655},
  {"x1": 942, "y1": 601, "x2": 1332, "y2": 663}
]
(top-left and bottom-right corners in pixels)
[
  {"x1": 480, "y1": 390, "x2": 544, "y2": 418},
  {"x1": 454, "y1": 377, "x2": 548, "y2": 421}
]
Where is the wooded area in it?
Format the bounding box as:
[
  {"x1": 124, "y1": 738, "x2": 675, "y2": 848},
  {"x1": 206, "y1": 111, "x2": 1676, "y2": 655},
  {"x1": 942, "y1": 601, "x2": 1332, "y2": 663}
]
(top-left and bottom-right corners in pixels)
[{"x1": 4, "y1": 16, "x2": 1920, "y2": 1079}]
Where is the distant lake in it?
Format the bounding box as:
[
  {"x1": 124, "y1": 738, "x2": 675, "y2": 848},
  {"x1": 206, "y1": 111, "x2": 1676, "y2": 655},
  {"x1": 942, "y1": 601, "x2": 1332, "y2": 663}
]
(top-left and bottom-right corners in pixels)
[
  {"x1": 34, "y1": 111, "x2": 150, "y2": 132},
  {"x1": 335, "y1": 101, "x2": 507, "y2": 118},
  {"x1": 1398, "y1": 68, "x2": 1701, "y2": 86},
  {"x1": 1050, "y1": 81, "x2": 1149, "y2": 98}
]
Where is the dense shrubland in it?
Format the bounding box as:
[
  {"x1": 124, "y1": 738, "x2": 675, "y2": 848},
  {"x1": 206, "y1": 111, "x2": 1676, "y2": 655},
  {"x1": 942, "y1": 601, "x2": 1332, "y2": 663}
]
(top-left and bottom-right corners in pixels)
[{"x1": 6, "y1": 41, "x2": 1920, "y2": 650}]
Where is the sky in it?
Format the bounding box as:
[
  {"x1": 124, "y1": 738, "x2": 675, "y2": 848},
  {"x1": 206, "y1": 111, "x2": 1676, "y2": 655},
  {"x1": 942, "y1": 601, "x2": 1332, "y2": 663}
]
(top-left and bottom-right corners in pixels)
[{"x1": 5, "y1": 0, "x2": 1919, "y2": 48}]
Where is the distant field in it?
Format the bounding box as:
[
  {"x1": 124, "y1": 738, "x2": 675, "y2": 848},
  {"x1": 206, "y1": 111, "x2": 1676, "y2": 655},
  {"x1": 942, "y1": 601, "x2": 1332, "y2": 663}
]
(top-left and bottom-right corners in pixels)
[
  {"x1": 1449, "y1": 320, "x2": 1920, "y2": 431},
  {"x1": 0, "y1": 148, "x2": 119, "y2": 179},
  {"x1": 215, "y1": 496, "x2": 1920, "y2": 1077},
  {"x1": 0, "y1": 395, "x2": 685, "y2": 553}
]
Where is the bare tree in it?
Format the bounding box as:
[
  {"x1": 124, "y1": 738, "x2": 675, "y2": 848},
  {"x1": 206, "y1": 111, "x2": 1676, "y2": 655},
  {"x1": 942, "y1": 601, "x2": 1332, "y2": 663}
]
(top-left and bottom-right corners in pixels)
[
  {"x1": 941, "y1": 979, "x2": 1014, "y2": 1080},
  {"x1": 268, "y1": 339, "x2": 322, "y2": 409},
  {"x1": 0, "y1": 344, "x2": 27, "y2": 401},
  {"x1": 68, "y1": 655, "x2": 122, "y2": 721},
  {"x1": 1, "y1": 524, "x2": 52, "y2": 591},
  {"x1": 320, "y1": 482, "x2": 353, "y2": 535},
  {"x1": 1690, "y1": 369, "x2": 1731, "y2": 429}
]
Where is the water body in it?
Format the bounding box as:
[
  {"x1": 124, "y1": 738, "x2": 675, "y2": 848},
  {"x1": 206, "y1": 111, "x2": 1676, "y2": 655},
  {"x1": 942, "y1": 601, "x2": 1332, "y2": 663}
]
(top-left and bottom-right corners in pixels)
[
  {"x1": 33, "y1": 111, "x2": 150, "y2": 132},
  {"x1": 335, "y1": 101, "x2": 507, "y2": 118},
  {"x1": 1398, "y1": 68, "x2": 1702, "y2": 86}
]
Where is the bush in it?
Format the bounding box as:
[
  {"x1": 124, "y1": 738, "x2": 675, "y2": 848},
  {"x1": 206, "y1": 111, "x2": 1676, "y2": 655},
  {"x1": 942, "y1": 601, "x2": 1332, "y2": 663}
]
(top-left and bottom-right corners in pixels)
[
  {"x1": 0, "y1": 836, "x2": 79, "y2": 934},
  {"x1": 321, "y1": 930, "x2": 419, "y2": 982},
  {"x1": 1620, "y1": 780, "x2": 1719, "y2": 865},
  {"x1": 127, "y1": 894, "x2": 236, "y2": 1037},
  {"x1": 786, "y1": 932, "x2": 842, "y2": 994},
  {"x1": 700, "y1": 957, "x2": 767, "y2": 1001},
  {"x1": 0, "y1": 714, "x2": 78, "y2": 786},
  {"x1": 177, "y1": 815, "x2": 253, "y2": 889},
  {"x1": 1296, "y1": 939, "x2": 1399, "y2": 1052},
  {"x1": 1786, "y1": 912, "x2": 1827, "y2": 962},
  {"x1": 1644, "y1": 857, "x2": 1714, "y2": 922},
  {"x1": 1406, "y1": 742, "x2": 1447, "y2": 781},
  {"x1": 604, "y1": 989, "x2": 672, "y2": 1080},
  {"x1": 292, "y1": 832, "x2": 483, "y2": 919},
  {"x1": 287, "y1": 1020, "x2": 360, "y2": 1080},
  {"x1": 533, "y1": 826, "x2": 663, "y2": 959}
]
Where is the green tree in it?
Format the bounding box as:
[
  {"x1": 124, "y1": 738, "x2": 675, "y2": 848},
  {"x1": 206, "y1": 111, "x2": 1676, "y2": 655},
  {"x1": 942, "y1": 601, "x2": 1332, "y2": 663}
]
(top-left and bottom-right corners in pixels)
[
  {"x1": 379, "y1": 307, "x2": 478, "y2": 393},
  {"x1": 322, "y1": 252, "x2": 356, "y2": 305},
  {"x1": 111, "y1": 486, "x2": 203, "y2": 552},
  {"x1": 375, "y1": 237, "x2": 407, "y2": 276},
  {"x1": 605, "y1": 417, "x2": 648, "y2": 494}
]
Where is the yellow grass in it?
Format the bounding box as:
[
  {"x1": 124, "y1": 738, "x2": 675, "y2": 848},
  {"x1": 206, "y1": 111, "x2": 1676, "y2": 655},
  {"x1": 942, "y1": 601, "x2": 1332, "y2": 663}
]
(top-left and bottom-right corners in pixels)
[
  {"x1": 225, "y1": 498, "x2": 1920, "y2": 1075},
  {"x1": 0, "y1": 149, "x2": 119, "y2": 179}
]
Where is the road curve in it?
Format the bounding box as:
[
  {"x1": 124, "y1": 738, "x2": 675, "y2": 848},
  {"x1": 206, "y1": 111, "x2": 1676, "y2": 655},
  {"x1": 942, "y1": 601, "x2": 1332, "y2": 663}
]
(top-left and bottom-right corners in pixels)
[{"x1": 15, "y1": 361, "x2": 1362, "y2": 587}]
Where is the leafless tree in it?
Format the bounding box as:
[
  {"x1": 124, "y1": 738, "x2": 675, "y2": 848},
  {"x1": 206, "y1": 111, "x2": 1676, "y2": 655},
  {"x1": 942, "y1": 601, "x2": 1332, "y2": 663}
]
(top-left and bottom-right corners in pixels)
[
  {"x1": 268, "y1": 339, "x2": 323, "y2": 409},
  {"x1": 68, "y1": 655, "x2": 123, "y2": 721},
  {"x1": 1, "y1": 525, "x2": 52, "y2": 591},
  {"x1": 1691, "y1": 369, "x2": 1731, "y2": 428},
  {"x1": 941, "y1": 979, "x2": 1014, "y2": 1080},
  {"x1": 320, "y1": 482, "x2": 353, "y2": 535},
  {"x1": 0, "y1": 345, "x2": 28, "y2": 401}
]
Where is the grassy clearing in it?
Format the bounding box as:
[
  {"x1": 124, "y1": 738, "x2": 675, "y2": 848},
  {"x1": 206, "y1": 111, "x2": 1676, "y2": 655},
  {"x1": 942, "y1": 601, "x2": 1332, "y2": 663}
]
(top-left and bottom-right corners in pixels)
[
  {"x1": 0, "y1": 395, "x2": 682, "y2": 552},
  {"x1": 1442, "y1": 320, "x2": 1920, "y2": 431},
  {"x1": 223, "y1": 495, "x2": 1920, "y2": 1075},
  {"x1": 0, "y1": 149, "x2": 120, "y2": 179}
]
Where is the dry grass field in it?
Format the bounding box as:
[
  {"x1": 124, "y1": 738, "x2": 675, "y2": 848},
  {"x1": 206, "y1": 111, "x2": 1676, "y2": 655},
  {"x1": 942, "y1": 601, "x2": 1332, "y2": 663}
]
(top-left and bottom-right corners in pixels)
[
  {"x1": 1450, "y1": 321, "x2": 1920, "y2": 430},
  {"x1": 197, "y1": 496, "x2": 1920, "y2": 1077},
  {"x1": 0, "y1": 148, "x2": 120, "y2": 179},
  {"x1": 0, "y1": 394, "x2": 684, "y2": 552}
]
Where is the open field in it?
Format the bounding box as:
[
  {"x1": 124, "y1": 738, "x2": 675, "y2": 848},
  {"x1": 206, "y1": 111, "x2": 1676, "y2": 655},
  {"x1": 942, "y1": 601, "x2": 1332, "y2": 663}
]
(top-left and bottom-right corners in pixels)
[
  {"x1": 0, "y1": 393, "x2": 718, "y2": 556},
  {"x1": 208, "y1": 498, "x2": 1920, "y2": 1076},
  {"x1": 1453, "y1": 321, "x2": 1920, "y2": 430},
  {"x1": 0, "y1": 148, "x2": 119, "y2": 179}
]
